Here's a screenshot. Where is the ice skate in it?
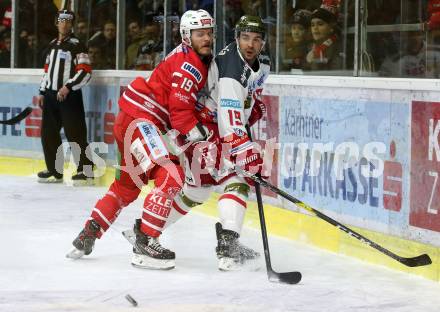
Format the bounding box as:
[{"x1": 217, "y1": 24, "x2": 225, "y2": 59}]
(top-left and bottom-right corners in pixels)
[
  {"x1": 215, "y1": 222, "x2": 260, "y2": 271},
  {"x1": 37, "y1": 170, "x2": 63, "y2": 184},
  {"x1": 66, "y1": 220, "x2": 100, "y2": 259},
  {"x1": 131, "y1": 219, "x2": 175, "y2": 270},
  {"x1": 72, "y1": 171, "x2": 94, "y2": 186}
]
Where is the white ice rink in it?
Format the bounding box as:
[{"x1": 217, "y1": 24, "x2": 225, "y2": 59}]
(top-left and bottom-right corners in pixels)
[{"x1": 1, "y1": 175, "x2": 440, "y2": 312}]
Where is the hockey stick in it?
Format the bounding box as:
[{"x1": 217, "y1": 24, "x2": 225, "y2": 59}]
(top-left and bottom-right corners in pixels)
[
  {"x1": 0, "y1": 107, "x2": 33, "y2": 125},
  {"x1": 246, "y1": 126, "x2": 302, "y2": 284},
  {"x1": 235, "y1": 165, "x2": 432, "y2": 268}
]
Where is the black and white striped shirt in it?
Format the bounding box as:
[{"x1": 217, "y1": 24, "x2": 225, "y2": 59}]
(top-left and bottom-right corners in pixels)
[{"x1": 39, "y1": 35, "x2": 92, "y2": 94}]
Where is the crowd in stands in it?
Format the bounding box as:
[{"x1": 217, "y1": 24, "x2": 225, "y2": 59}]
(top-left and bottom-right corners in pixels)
[
  {"x1": 281, "y1": 0, "x2": 440, "y2": 77},
  {"x1": 0, "y1": 0, "x2": 439, "y2": 78}
]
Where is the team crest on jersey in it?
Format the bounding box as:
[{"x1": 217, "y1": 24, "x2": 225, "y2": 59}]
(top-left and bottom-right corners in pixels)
[
  {"x1": 233, "y1": 128, "x2": 246, "y2": 137},
  {"x1": 181, "y1": 62, "x2": 202, "y2": 83}
]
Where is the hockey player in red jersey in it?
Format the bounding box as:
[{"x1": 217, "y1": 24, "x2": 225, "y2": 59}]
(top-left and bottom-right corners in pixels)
[
  {"x1": 67, "y1": 10, "x2": 215, "y2": 270},
  {"x1": 160, "y1": 16, "x2": 271, "y2": 271}
]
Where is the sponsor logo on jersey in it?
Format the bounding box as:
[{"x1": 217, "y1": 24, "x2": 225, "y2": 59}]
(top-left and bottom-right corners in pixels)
[
  {"x1": 137, "y1": 122, "x2": 168, "y2": 160},
  {"x1": 233, "y1": 127, "x2": 246, "y2": 137},
  {"x1": 220, "y1": 98, "x2": 241, "y2": 108},
  {"x1": 200, "y1": 18, "x2": 212, "y2": 26},
  {"x1": 174, "y1": 92, "x2": 190, "y2": 104},
  {"x1": 240, "y1": 67, "x2": 250, "y2": 84},
  {"x1": 218, "y1": 46, "x2": 230, "y2": 56},
  {"x1": 143, "y1": 100, "x2": 155, "y2": 109},
  {"x1": 181, "y1": 62, "x2": 202, "y2": 83},
  {"x1": 59, "y1": 51, "x2": 68, "y2": 59},
  {"x1": 130, "y1": 138, "x2": 153, "y2": 171}
]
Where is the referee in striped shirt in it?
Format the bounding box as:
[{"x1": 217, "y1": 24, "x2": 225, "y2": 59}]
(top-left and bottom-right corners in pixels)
[{"x1": 37, "y1": 9, "x2": 93, "y2": 185}]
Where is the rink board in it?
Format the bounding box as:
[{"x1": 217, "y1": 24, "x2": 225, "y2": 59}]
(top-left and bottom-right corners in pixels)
[
  {"x1": 1, "y1": 154, "x2": 438, "y2": 282},
  {"x1": 0, "y1": 70, "x2": 439, "y2": 282}
]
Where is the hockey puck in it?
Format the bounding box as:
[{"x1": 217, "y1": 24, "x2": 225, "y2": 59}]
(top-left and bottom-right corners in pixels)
[{"x1": 125, "y1": 294, "x2": 138, "y2": 307}]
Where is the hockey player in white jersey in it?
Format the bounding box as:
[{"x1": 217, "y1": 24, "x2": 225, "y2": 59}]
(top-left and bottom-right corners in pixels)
[{"x1": 165, "y1": 15, "x2": 271, "y2": 271}]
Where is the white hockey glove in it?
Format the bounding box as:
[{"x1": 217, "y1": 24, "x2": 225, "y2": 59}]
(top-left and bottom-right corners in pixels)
[{"x1": 186, "y1": 122, "x2": 210, "y2": 142}]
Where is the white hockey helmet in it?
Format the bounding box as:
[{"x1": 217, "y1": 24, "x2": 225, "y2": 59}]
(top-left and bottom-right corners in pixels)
[{"x1": 180, "y1": 9, "x2": 215, "y2": 46}]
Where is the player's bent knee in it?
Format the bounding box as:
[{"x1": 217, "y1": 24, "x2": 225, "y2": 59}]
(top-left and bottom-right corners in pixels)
[
  {"x1": 182, "y1": 183, "x2": 213, "y2": 204},
  {"x1": 109, "y1": 180, "x2": 141, "y2": 206}
]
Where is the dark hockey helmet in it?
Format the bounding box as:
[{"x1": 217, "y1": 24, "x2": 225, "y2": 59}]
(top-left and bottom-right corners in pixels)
[
  {"x1": 234, "y1": 15, "x2": 266, "y2": 41},
  {"x1": 56, "y1": 9, "x2": 75, "y2": 24}
]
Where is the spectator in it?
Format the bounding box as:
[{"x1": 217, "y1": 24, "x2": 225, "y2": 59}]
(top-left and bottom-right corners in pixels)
[
  {"x1": 75, "y1": 18, "x2": 88, "y2": 43},
  {"x1": 125, "y1": 20, "x2": 146, "y2": 69},
  {"x1": 89, "y1": 20, "x2": 116, "y2": 69},
  {"x1": 379, "y1": 30, "x2": 440, "y2": 78},
  {"x1": 305, "y1": 7, "x2": 344, "y2": 71},
  {"x1": 223, "y1": 3, "x2": 244, "y2": 44},
  {"x1": 136, "y1": 3, "x2": 165, "y2": 28},
  {"x1": 263, "y1": 18, "x2": 277, "y2": 66},
  {"x1": 88, "y1": 44, "x2": 106, "y2": 70},
  {"x1": 17, "y1": 29, "x2": 31, "y2": 68},
  {"x1": 18, "y1": 0, "x2": 58, "y2": 48},
  {"x1": 0, "y1": 4, "x2": 11, "y2": 37},
  {"x1": 283, "y1": 9, "x2": 312, "y2": 70},
  {"x1": 127, "y1": 20, "x2": 141, "y2": 45},
  {"x1": 23, "y1": 33, "x2": 43, "y2": 68},
  {"x1": 134, "y1": 23, "x2": 162, "y2": 70},
  {"x1": 0, "y1": 31, "x2": 10, "y2": 67},
  {"x1": 93, "y1": 0, "x2": 117, "y2": 32},
  {"x1": 166, "y1": 14, "x2": 181, "y2": 52}
]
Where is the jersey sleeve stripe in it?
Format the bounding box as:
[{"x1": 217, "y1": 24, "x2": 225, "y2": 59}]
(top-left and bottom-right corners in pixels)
[
  {"x1": 127, "y1": 84, "x2": 169, "y2": 116},
  {"x1": 121, "y1": 93, "x2": 170, "y2": 130},
  {"x1": 75, "y1": 63, "x2": 92, "y2": 73}
]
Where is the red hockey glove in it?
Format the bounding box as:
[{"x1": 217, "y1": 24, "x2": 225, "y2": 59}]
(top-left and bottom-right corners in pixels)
[
  {"x1": 232, "y1": 143, "x2": 269, "y2": 184},
  {"x1": 247, "y1": 99, "x2": 266, "y2": 127}
]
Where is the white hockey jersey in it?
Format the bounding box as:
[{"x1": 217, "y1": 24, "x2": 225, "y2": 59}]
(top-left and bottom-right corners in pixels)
[{"x1": 196, "y1": 41, "x2": 271, "y2": 155}]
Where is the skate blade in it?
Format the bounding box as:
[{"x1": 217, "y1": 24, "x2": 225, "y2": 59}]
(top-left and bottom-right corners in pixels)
[
  {"x1": 72, "y1": 179, "x2": 95, "y2": 187},
  {"x1": 38, "y1": 177, "x2": 63, "y2": 184},
  {"x1": 122, "y1": 229, "x2": 136, "y2": 245},
  {"x1": 66, "y1": 247, "x2": 85, "y2": 259},
  {"x1": 131, "y1": 253, "x2": 175, "y2": 270},
  {"x1": 218, "y1": 257, "x2": 261, "y2": 272}
]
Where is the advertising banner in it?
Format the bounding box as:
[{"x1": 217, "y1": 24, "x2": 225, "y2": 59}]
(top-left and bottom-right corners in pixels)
[
  {"x1": 279, "y1": 96, "x2": 409, "y2": 229},
  {"x1": 0, "y1": 82, "x2": 118, "y2": 161},
  {"x1": 410, "y1": 101, "x2": 440, "y2": 232}
]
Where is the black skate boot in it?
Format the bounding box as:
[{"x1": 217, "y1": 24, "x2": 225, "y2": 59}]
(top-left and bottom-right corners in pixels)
[
  {"x1": 215, "y1": 222, "x2": 260, "y2": 271},
  {"x1": 37, "y1": 170, "x2": 63, "y2": 183},
  {"x1": 72, "y1": 171, "x2": 94, "y2": 186},
  {"x1": 131, "y1": 220, "x2": 175, "y2": 270},
  {"x1": 66, "y1": 220, "x2": 101, "y2": 259}
]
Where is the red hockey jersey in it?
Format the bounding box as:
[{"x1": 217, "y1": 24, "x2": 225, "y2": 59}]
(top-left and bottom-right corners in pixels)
[{"x1": 119, "y1": 43, "x2": 209, "y2": 134}]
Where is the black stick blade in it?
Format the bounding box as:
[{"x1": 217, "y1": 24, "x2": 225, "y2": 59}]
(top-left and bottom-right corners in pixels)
[
  {"x1": 0, "y1": 107, "x2": 33, "y2": 125},
  {"x1": 400, "y1": 254, "x2": 432, "y2": 267},
  {"x1": 268, "y1": 271, "x2": 302, "y2": 285}
]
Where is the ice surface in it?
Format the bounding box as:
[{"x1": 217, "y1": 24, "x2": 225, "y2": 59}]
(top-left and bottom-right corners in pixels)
[{"x1": 1, "y1": 175, "x2": 440, "y2": 312}]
